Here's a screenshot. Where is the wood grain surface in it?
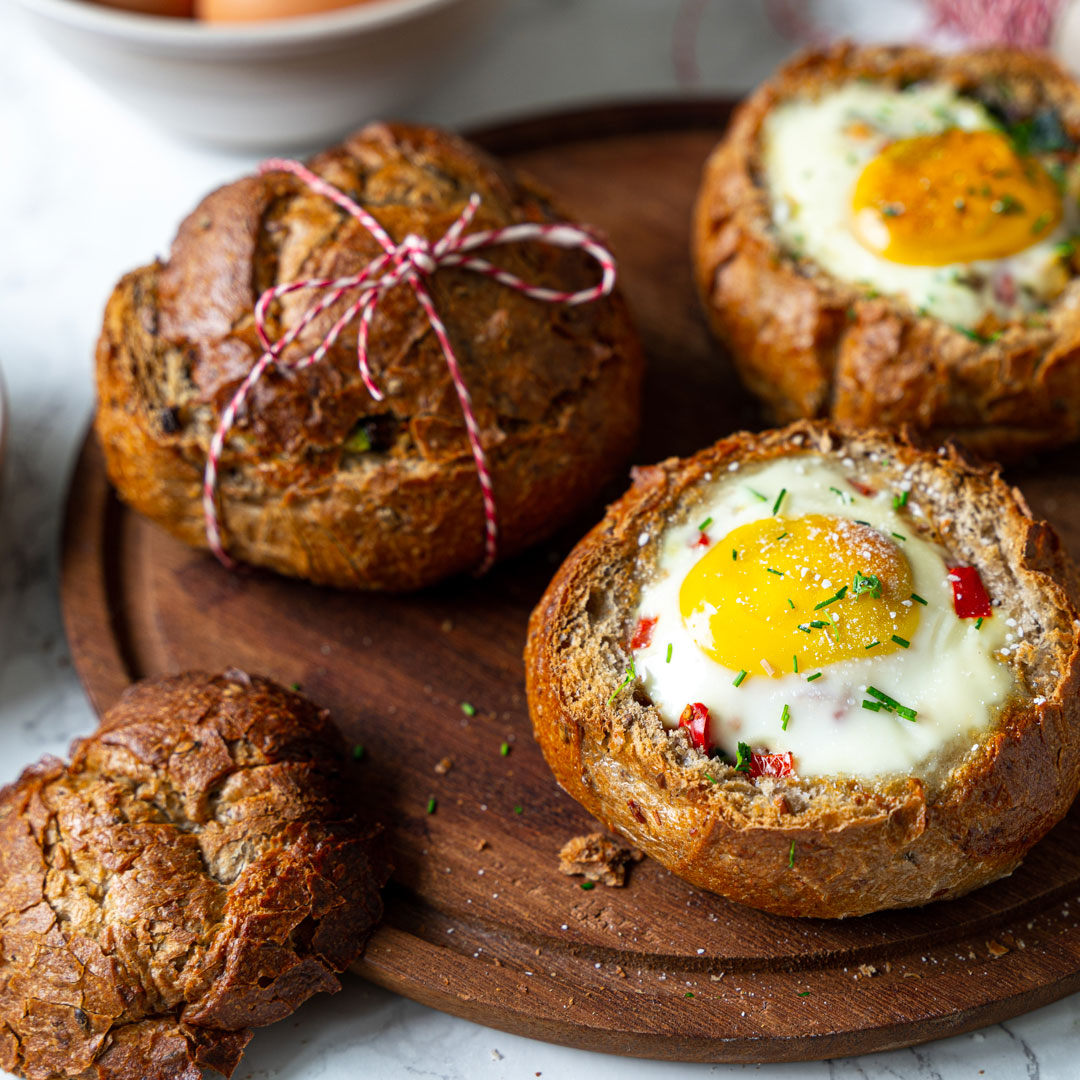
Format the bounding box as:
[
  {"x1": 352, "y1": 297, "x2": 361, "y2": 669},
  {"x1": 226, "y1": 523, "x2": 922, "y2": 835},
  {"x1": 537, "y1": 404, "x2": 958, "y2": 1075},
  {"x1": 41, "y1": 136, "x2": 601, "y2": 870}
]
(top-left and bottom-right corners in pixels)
[{"x1": 60, "y1": 101, "x2": 1080, "y2": 1063}]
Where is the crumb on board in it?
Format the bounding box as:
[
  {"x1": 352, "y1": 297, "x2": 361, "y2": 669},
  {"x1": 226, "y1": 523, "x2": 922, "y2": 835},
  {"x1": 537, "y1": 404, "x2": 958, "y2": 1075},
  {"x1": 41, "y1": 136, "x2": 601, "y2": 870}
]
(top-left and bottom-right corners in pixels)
[
  {"x1": 475, "y1": 837, "x2": 489, "y2": 852},
  {"x1": 434, "y1": 757, "x2": 453, "y2": 774},
  {"x1": 558, "y1": 832, "x2": 644, "y2": 887}
]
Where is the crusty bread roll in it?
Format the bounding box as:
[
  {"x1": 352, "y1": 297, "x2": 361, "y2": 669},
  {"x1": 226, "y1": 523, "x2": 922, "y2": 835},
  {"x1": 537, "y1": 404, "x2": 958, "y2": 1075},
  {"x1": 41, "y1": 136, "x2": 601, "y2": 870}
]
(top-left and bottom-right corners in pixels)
[
  {"x1": 0, "y1": 671, "x2": 387, "y2": 1079},
  {"x1": 96, "y1": 123, "x2": 643, "y2": 590},
  {"x1": 526, "y1": 422, "x2": 1080, "y2": 918},
  {"x1": 693, "y1": 43, "x2": 1080, "y2": 460}
]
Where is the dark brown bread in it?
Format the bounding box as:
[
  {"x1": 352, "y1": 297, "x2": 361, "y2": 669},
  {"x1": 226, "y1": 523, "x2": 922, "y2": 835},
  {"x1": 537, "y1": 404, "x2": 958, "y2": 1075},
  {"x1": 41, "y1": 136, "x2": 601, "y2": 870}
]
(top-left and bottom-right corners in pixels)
[
  {"x1": 692, "y1": 43, "x2": 1080, "y2": 460},
  {"x1": 0, "y1": 671, "x2": 388, "y2": 1080},
  {"x1": 526, "y1": 422, "x2": 1080, "y2": 918},
  {"x1": 94, "y1": 122, "x2": 643, "y2": 590}
]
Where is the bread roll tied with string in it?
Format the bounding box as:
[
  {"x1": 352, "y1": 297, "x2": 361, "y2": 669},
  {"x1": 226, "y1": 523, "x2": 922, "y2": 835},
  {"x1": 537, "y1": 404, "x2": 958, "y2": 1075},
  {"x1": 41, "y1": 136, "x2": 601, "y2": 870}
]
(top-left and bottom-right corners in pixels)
[{"x1": 95, "y1": 122, "x2": 644, "y2": 590}]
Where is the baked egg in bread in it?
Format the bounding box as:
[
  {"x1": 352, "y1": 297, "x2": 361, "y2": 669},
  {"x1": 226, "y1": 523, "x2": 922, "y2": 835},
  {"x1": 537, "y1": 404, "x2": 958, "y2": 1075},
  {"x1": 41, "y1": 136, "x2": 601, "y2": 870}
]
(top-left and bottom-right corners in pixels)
[
  {"x1": 763, "y1": 81, "x2": 1076, "y2": 329},
  {"x1": 692, "y1": 44, "x2": 1080, "y2": 459},
  {"x1": 526, "y1": 423, "x2": 1080, "y2": 917},
  {"x1": 633, "y1": 455, "x2": 1012, "y2": 778}
]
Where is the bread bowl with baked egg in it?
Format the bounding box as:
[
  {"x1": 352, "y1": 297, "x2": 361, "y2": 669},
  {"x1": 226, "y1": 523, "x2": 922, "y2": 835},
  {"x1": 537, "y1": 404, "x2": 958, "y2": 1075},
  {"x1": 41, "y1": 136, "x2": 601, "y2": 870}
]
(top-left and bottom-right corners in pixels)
[
  {"x1": 693, "y1": 43, "x2": 1080, "y2": 460},
  {"x1": 525, "y1": 422, "x2": 1080, "y2": 918}
]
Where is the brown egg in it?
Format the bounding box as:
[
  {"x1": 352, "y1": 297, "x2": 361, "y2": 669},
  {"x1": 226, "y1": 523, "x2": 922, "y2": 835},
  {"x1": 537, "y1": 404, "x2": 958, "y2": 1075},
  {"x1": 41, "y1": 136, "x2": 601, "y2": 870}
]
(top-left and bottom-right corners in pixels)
[
  {"x1": 196, "y1": 0, "x2": 375, "y2": 21},
  {"x1": 93, "y1": 0, "x2": 194, "y2": 15}
]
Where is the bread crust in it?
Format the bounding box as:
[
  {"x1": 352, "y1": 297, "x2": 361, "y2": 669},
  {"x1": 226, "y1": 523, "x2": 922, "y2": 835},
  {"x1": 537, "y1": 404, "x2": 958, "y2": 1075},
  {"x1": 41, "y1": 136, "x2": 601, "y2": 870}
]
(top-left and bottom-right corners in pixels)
[
  {"x1": 95, "y1": 123, "x2": 643, "y2": 590},
  {"x1": 692, "y1": 43, "x2": 1080, "y2": 459},
  {"x1": 0, "y1": 671, "x2": 388, "y2": 1080},
  {"x1": 525, "y1": 421, "x2": 1080, "y2": 918}
]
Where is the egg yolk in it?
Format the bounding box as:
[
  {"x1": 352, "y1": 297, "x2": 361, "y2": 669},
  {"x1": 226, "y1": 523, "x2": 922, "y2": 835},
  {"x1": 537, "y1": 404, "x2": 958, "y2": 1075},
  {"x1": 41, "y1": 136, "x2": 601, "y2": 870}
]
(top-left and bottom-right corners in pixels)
[
  {"x1": 679, "y1": 514, "x2": 920, "y2": 676},
  {"x1": 851, "y1": 128, "x2": 1061, "y2": 266}
]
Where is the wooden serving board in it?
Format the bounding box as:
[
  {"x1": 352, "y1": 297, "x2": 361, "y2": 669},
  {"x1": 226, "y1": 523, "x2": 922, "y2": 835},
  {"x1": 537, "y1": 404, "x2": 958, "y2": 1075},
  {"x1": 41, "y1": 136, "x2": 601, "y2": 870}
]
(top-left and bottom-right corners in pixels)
[{"x1": 61, "y1": 102, "x2": 1080, "y2": 1063}]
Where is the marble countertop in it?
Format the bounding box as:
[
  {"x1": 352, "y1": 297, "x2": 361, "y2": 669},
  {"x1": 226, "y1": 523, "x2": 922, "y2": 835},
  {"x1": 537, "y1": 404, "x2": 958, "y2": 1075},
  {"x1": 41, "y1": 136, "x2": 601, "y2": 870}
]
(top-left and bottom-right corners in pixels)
[{"x1": 2, "y1": 0, "x2": 1078, "y2": 1076}]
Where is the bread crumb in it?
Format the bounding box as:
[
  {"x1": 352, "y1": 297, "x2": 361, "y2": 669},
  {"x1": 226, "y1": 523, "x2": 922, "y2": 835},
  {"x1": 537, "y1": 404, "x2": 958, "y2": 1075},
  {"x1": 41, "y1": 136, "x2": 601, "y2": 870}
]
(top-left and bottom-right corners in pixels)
[
  {"x1": 434, "y1": 757, "x2": 453, "y2": 774},
  {"x1": 440, "y1": 619, "x2": 454, "y2": 633},
  {"x1": 857, "y1": 963, "x2": 879, "y2": 978},
  {"x1": 558, "y1": 833, "x2": 644, "y2": 887},
  {"x1": 475, "y1": 837, "x2": 489, "y2": 851},
  {"x1": 987, "y1": 939, "x2": 1009, "y2": 958}
]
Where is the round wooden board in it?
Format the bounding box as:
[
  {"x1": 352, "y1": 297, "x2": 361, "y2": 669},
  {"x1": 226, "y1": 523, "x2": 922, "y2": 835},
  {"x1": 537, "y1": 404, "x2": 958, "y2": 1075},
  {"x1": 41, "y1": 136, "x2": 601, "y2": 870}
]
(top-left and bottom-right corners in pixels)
[{"x1": 61, "y1": 101, "x2": 1080, "y2": 1064}]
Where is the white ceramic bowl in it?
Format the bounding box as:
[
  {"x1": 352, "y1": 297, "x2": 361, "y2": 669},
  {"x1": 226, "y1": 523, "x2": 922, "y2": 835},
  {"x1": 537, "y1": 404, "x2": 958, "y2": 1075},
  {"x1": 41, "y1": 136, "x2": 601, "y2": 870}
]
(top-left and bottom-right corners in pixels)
[{"x1": 14, "y1": 0, "x2": 500, "y2": 149}]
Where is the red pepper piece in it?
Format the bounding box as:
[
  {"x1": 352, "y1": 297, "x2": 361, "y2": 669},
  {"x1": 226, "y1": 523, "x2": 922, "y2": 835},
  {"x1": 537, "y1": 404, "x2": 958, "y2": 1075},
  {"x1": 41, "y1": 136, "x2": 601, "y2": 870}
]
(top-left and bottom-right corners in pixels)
[
  {"x1": 848, "y1": 478, "x2": 877, "y2": 497},
  {"x1": 694, "y1": 531, "x2": 711, "y2": 548},
  {"x1": 631, "y1": 616, "x2": 657, "y2": 651},
  {"x1": 750, "y1": 751, "x2": 794, "y2": 778},
  {"x1": 679, "y1": 702, "x2": 711, "y2": 752},
  {"x1": 948, "y1": 566, "x2": 992, "y2": 619}
]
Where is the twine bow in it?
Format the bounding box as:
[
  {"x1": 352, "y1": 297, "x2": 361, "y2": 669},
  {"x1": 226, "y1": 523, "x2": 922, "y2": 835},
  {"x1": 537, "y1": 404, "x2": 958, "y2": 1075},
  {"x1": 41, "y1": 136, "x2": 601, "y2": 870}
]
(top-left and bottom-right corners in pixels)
[{"x1": 202, "y1": 157, "x2": 617, "y2": 574}]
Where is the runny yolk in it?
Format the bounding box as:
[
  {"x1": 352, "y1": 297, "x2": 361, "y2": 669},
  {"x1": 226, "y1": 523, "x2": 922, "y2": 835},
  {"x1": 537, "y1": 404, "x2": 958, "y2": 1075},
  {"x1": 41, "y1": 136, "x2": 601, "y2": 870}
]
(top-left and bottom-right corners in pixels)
[
  {"x1": 851, "y1": 128, "x2": 1061, "y2": 266},
  {"x1": 679, "y1": 514, "x2": 920, "y2": 676}
]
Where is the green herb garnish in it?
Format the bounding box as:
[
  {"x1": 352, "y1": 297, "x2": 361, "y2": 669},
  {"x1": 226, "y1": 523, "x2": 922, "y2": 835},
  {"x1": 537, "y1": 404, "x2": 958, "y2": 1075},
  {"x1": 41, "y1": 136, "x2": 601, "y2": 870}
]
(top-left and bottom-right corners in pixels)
[
  {"x1": 513, "y1": 804, "x2": 524, "y2": 815},
  {"x1": 829, "y1": 485, "x2": 850, "y2": 504},
  {"x1": 852, "y1": 571, "x2": 882, "y2": 599},
  {"x1": 862, "y1": 700, "x2": 883, "y2": 712},
  {"x1": 792, "y1": 654, "x2": 799, "y2": 674},
  {"x1": 460, "y1": 701, "x2": 476, "y2": 717},
  {"x1": 500, "y1": 741, "x2": 511, "y2": 756},
  {"x1": 911, "y1": 593, "x2": 928, "y2": 606},
  {"x1": 735, "y1": 742, "x2": 753, "y2": 773},
  {"x1": 580, "y1": 880, "x2": 595, "y2": 891},
  {"x1": 1032, "y1": 212, "x2": 1052, "y2": 235},
  {"x1": 733, "y1": 669, "x2": 748, "y2": 688},
  {"x1": 975, "y1": 616, "x2": 985, "y2": 630},
  {"x1": 747, "y1": 487, "x2": 768, "y2": 502},
  {"x1": 608, "y1": 658, "x2": 636, "y2": 705},
  {"x1": 342, "y1": 423, "x2": 373, "y2": 453},
  {"x1": 866, "y1": 685, "x2": 918, "y2": 721},
  {"x1": 891, "y1": 635, "x2": 910, "y2": 649},
  {"x1": 806, "y1": 672, "x2": 822, "y2": 682},
  {"x1": 788, "y1": 841, "x2": 796, "y2": 869},
  {"x1": 991, "y1": 194, "x2": 1024, "y2": 216},
  {"x1": 787, "y1": 598, "x2": 795, "y2": 609},
  {"x1": 772, "y1": 487, "x2": 787, "y2": 515},
  {"x1": 767, "y1": 567, "x2": 784, "y2": 577},
  {"x1": 352, "y1": 744, "x2": 365, "y2": 760},
  {"x1": 781, "y1": 704, "x2": 790, "y2": 731},
  {"x1": 699, "y1": 516, "x2": 713, "y2": 532},
  {"x1": 865, "y1": 640, "x2": 880, "y2": 650},
  {"x1": 666, "y1": 643, "x2": 673, "y2": 664},
  {"x1": 892, "y1": 532, "x2": 907, "y2": 541},
  {"x1": 893, "y1": 490, "x2": 909, "y2": 510},
  {"x1": 814, "y1": 585, "x2": 848, "y2": 610},
  {"x1": 732, "y1": 549, "x2": 738, "y2": 561},
  {"x1": 426, "y1": 797, "x2": 437, "y2": 814},
  {"x1": 809, "y1": 619, "x2": 828, "y2": 629},
  {"x1": 777, "y1": 532, "x2": 788, "y2": 540}
]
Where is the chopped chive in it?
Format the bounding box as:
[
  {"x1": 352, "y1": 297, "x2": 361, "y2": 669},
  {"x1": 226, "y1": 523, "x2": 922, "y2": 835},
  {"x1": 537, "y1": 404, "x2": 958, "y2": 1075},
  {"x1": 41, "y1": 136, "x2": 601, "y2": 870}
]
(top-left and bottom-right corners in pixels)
[
  {"x1": 732, "y1": 549, "x2": 738, "y2": 561},
  {"x1": 797, "y1": 624, "x2": 812, "y2": 633},
  {"x1": 792, "y1": 655, "x2": 799, "y2": 673},
  {"x1": 829, "y1": 485, "x2": 851, "y2": 503},
  {"x1": 865, "y1": 640, "x2": 880, "y2": 649},
  {"x1": 460, "y1": 701, "x2": 477, "y2": 716},
  {"x1": 911, "y1": 593, "x2": 928, "y2": 606},
  {"x1": 735, "y1": 741, "x2": 753, "y2": 773},
  {"x1": 1032, "y1": 211, "x2": 1052, "y2": 235},
  {"x1": 891, "y1": 635, "x2": 910, "y2": 648},
  {"x1": 776, "y1": 531, "x2": 788, "y2": 540},
  {"x1": 426, "y1": 797, "x2": 437, "y2": 814},
  {"x1": 854, "y1": 519, "x2": 872, "y2": 527},
  {"x1": 666, "y1": 642, "x2": 673, "y2": 664},
  {"x1": 798, "y1": 991, "x2": 811, "y2": 997},
  {"x1": 975, "y1": 616, "x2": 984, "y2": 630},
  {"x1": 806, "y1": 672, "x2": 822, "y2": 682},
  {"x1": 767, "y1": 567, "x2": 784, "y2": 577},
  {"x1": 814, "y1": 585, "x2": 848, "y2": 610},
  {"x1": 698, "y1": 516, "x2": 713, "y2": 531},
  {"x1": 893, "y1": 490, "x2": 909, "y2": 510},
  {"x1": 787, "y1": 598, "x2": 795, "y2": 609},
  {"x1": 513, "y1": 804, "x2": 524, "y2": 815},
  {"x1": 685, "y1": 992, "x2": 695, "y2": 999},
  {"x1": 788, "y1": 841, "x2": 796, "y2": 869},
  {"x1": 747, "y1": 487, "x2": 768, "y2": 502},
  {"x1": 352, "y1": 744, "x2": 365, "y2": 760},
  {"x1": 608, "y1": 657, "x2": 636, "y2": 705},
  {"x1": 772, "y1": 487, "x2": 787, "y2": 515},
  {"x1": 733, "y1": 669, "x2": 748, "y2": 688},
  {"x1": 289, "y1": 682, "x2": 301, "y2": 691},
  {"x1": 892, "y1": 532, "x2": 907, "y2": 541},
  {"x1": 704, "y1": 771, "x2": 719, "y2": 784},
  {"x1": 866, "y1": 686, "x2": 918, "y2": 720},
  {"x1": 500, "y1": 741, "x2": 511, "y2": 756},
  {"x1": 781, "y1": 703, "x2": 790, "y2": 731},
  {"x1": 862, "y1": 700, "x2": 883, "y2": 712},
  {"x1": 580, "y1": 880, "x2": 595, "y2": 890},
  {"x1": 809, "y1": 619, "x2": 828, "y2": 629}
]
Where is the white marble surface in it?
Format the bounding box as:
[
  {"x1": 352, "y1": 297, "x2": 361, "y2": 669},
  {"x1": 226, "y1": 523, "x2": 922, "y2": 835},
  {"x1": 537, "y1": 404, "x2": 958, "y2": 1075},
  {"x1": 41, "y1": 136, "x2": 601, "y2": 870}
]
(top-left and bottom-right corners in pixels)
[{"x1": 2, "y1": 0, "x2": 1079, "y2": 1076}]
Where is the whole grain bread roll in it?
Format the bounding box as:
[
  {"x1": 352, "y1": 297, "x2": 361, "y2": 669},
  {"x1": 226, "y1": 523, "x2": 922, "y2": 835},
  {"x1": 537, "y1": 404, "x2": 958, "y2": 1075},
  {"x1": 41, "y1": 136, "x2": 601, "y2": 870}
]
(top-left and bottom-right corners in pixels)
[
  {"x1": 526, "y1": 422, "x2": 1080, "y2": 918},
  {"x1": 96, "y1": 123, "x2": 643, "y2": 590},
  {"x1": 692, "y1": 43, "x2": 1080, "y2": 460},
  {"x1": 0, "y1": 670, "x2": 388, "y2": 1080}
]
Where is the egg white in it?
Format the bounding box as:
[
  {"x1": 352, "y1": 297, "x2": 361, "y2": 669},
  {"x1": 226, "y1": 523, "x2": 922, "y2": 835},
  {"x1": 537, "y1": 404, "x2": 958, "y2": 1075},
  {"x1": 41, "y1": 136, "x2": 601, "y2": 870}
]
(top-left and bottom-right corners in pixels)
[
  {"x1": 762, "y1": 82, "x2": 1076, "y2": 328},
  {"x1": 633, "y1": 457, "x2": 1015, "y2": 779}
]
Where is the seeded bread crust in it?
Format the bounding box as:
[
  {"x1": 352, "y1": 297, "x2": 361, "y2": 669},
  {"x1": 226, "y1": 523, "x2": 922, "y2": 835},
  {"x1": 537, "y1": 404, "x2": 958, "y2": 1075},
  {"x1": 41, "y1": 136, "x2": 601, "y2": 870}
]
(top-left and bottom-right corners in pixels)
[
  {"x1": 525, "y1": 422, "x2": 1080, "y2": 918},
  {"x1": 95, "y1": 122, "x2": 643, "y2": 590},
  {"x1": 0, "y1": 671, "x2": 388, "y2": 1080},
  {"x1": 692, "y1": 43, "x2": 1080, "y2": 460}
]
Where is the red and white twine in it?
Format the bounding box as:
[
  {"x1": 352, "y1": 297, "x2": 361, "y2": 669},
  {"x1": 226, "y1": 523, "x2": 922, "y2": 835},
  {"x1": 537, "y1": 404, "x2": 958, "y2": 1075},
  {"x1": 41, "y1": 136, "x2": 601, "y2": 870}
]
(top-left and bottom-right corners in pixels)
[{"x1": 202, "y1": 157, "x2": 617, "y2": 574}]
